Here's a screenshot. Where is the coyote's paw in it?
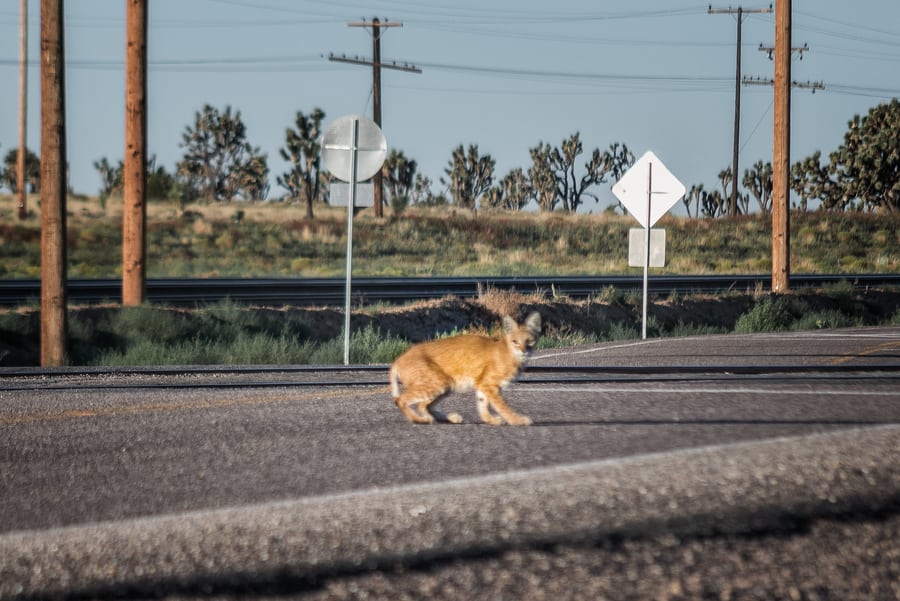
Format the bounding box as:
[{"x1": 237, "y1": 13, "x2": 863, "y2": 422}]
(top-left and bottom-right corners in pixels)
[
  {"x1": 430, "y1": 409, "x2": 463, "y2": 424},
  {"x1": 507, "y1": 414, "x2": 533, "y2": 426}
]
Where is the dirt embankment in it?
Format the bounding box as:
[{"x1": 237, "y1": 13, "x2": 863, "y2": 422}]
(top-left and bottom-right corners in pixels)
[{"x1": 286, "y1": 288, "x2": 899, "y2": 343}]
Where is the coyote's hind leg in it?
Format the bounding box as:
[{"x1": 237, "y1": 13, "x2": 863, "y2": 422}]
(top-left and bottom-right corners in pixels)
[
  {"x1": 395, "y1": 391, "x2": 439, "y2": 424},
  {"x1": 395, "y1": 371, "x2": 462, "y2": 424}
]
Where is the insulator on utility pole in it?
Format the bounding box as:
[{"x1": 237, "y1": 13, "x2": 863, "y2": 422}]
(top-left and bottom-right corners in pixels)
[
  {"x1": 742, "y1": 76, "x2": 824, "y2": 93},
  {"x1": 758, "y1": 42, "x2": 808, "y2": 60}
]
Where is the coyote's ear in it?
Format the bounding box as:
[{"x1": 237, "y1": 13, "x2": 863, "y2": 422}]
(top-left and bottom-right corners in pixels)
[
  {"x1": 502, "y1": 315, "x2": 517, "y2": 334},
  {"x1": 524, "y1": 311, "x2": 542, "y2": 335}
]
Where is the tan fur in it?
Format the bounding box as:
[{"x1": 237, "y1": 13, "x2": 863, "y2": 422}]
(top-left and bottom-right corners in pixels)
[{"x1": 389, "y1": 312, "x2": 541, "y2": 426}]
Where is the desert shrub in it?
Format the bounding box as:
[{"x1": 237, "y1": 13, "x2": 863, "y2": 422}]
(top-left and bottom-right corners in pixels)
[
  {"x1": 0, "y1": 310, "x2": 38, "y2": 365},
  {"x1": 536, "y1": 330, "x2": 601, "y2": 349},
  {"x1": 475, "y1": 285, "x2": 539, "y2": 318},
  {"x1": 94, "y1": 337, "x2": 205, "y2": 366},
  {"x1": 195, "y1": 298, "x2": 259, "y2": 342},
  {"x1": 733, "y1": 296, "x2": 816, "y2": 333},
  {"x1": 820, "y1": 279, "x2": 855, "y2": 296},
  {"x1": 216, "y1": 332, "x2": 318, "y2": 364},
  {"x1": 93, "y1": 331, "x2": 320, "y2": 366},
  {"x1": 112, "y1": 306, "x2": 188, "y2": 344},
  {"x1": 305, "y1": 324, "x2": 408, "y2": 365},
  {"x1": 389, "y1": 194, "x2": 409, "y2": 216},
  {"x1": 792, "y1": 309, "x2": 856, "y2": 331},
  {"x1": 351, "y1": 324, "x2": 410, "y2": 363},
  {"x1": 591, "y1": 285, "x2": 623, "y2": 305},
  {"x1": 734, "y1": 296, "x2": 793, "y2": 333},
  {"x1": 665, "y1": 320, "x2": 728, "y2": 338},
  {"x1": 606, "y1": 320, "x2": 641, "y2": 341},
  {"x1": 0, "y1": 310, "x2": 32, "y2": 337}
]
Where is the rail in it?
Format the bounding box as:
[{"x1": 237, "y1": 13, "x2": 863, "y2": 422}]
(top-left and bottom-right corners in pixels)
[
  {"x1": 1, "y1": 274, "x2": 898, "y2": 307},
  {"x1": 2, "y1": 363, "x2": 898, "y2": 389}
]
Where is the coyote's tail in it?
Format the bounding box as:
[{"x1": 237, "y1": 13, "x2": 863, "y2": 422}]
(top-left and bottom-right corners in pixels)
[{"x1": 389, "y1": 364, "x2": 401, "y2": 399}]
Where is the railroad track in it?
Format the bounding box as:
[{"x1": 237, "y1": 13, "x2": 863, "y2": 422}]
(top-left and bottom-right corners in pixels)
[
  {"x1": 2, "y1": 363, "x2": 898, "y2": 389},
  {"x1": 1, "y1": 274, "x2": 898, "y2": 307}
]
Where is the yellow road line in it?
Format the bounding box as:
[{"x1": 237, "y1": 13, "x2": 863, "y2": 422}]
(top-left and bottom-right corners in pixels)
[
  {"x1": 1, "y1": 386, "x2": 392, "y2": 426},
  {"x1": 825, "y1": 340, "x2": 900, "y2": 366}
]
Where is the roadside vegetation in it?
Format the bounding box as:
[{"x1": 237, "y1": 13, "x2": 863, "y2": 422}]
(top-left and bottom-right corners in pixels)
[
  {"x1": 1, "y1": 192, "x2": 898, "y2": 367},
  {"x1": 1, "y1": 195, "x2": 898, "y2": 279},
  {"x1": 1, "y1": 286, "x2": 898, "y2": 367}
]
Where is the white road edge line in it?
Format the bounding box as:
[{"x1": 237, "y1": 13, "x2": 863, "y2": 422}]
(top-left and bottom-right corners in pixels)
[{"x1": 516, "y1": 386, "x2": 899, "y2": 397}]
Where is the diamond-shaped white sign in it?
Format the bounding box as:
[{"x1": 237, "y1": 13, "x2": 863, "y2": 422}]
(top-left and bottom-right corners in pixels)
[{"x1": 612, "y1": 151, "x2": 685, "y2": 229}]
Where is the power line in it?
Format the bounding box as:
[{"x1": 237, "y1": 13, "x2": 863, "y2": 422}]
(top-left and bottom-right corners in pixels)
[{"x1": 1, "y1": 55, "x2": 896, "y2": 98}]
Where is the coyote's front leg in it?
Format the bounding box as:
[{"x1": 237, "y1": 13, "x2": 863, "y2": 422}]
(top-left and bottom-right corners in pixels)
[{"x1": 477, "y1": 386, "x2": 532, "y2": 426}]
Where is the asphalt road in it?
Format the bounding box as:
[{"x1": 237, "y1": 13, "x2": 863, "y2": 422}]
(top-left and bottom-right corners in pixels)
[{"x1": 1, "y1": 327, "x2": 899, "y2": 599}]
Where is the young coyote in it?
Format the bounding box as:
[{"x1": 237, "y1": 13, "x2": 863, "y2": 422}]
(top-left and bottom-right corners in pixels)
[{"x1": 389, "y1": 312, "x2": 541, "y2": 425}]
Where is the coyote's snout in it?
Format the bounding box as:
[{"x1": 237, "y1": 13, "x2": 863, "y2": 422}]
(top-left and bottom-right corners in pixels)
[{"x1": 389, "y1": 312, "x2": 541, "y2": 425}]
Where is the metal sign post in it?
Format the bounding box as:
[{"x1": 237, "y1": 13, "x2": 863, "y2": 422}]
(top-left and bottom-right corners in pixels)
[
  {"x1": 643, "y1": 161, "x2": 652, "y2": 340},
  {"x1": 342, "y1": 119, "x2": 359, "y2": 365},
  {"x1": 320, "y1": 115, "x2": 386, "y2": 365}
]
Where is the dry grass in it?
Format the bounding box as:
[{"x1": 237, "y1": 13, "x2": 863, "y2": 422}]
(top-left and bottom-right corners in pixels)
[
  {"x1": 1, "y1": 194, "x2": 898, "y2": 279},
  {"x1": 475, "y1": 284, "x2": 546, "y2": 319}
]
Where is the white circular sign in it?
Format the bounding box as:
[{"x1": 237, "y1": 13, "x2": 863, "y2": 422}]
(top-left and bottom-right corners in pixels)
[{"x1": 321, "y1": 115, "x2": 387, "y2": 182}]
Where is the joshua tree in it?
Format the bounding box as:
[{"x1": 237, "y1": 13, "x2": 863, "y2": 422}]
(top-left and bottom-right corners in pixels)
[
  {"x1": 277, "y1": 108, "x2": 326, "y2": 219},
  {"x1": 177, "y1": 104, "x2": 269, "y2": 202}
]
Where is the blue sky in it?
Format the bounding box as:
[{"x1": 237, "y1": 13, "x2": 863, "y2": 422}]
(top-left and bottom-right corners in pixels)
[{"x1": 1, "y1": 0, "x2": 898, "y2": 215}]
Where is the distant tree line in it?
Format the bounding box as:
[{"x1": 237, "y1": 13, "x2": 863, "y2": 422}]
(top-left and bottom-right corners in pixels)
[
  {"x1": 683, "y1": 99, "x2": 900, "y2": 217},
  {"x1": 2, "y1": 99, "x2": 896, "y2": 218}
]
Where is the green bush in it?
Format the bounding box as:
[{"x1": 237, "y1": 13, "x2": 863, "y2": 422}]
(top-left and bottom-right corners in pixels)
[
  {"x1": 389, "y1": 194, "x2": 409, "y2": 216},
  {"x1": 307, "y1": 324, "x2": 409, "y2": 365},
  {"x1": 734, "y1": 296, "x2": 801, "y2": 333},
  {"x1": 732, "y1": 296, "x2": 855, "y2": 333},
  {"x1": 665, "y1": 320, "x2": 728, "y2": 338},
  {"x1": 891, "y1": 308, "x2": 900, "y2": 326},
  {"x1": 535, "y1": 330, "x2": 601, "y2": 349},
  {"x1": 792, "y1": 309, "x2": 856, "y2": 331}
]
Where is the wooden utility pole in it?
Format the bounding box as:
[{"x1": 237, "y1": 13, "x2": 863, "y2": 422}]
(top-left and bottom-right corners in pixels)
[
  {"x1": 370, "y1": 18, "x2": 385, "y2": 217},
  {"x1": 709, "y1": 5, "x2": 772, "y2": 216},
  {"x1": 123, "y1": 0, "x2": 148, "y2": 305},
  {"x1": 329, "y1": 19, "x2": 420, "y2": 217},
  {"x1": 40, "y1": 0, "x2": 67, "y2": 366},
  {"x1": 772, "y1": 0, "x2": 791, "y2": 292},
  {"x1": 17, "y1": 0, "x2": 27, "y2": 220}
]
